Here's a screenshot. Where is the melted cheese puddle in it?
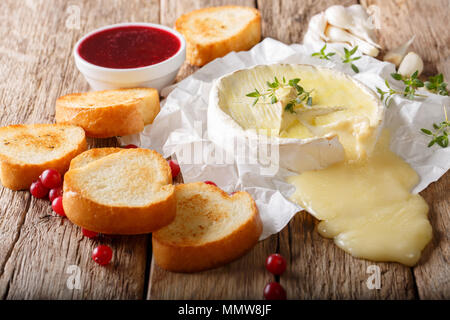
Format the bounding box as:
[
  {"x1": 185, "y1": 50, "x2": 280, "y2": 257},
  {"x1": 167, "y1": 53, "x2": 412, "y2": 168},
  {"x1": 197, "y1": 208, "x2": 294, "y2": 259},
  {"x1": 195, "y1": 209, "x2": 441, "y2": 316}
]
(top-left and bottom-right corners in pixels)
[{"x1": 287, "y1": 131, "x2": 432, "y2": 266}]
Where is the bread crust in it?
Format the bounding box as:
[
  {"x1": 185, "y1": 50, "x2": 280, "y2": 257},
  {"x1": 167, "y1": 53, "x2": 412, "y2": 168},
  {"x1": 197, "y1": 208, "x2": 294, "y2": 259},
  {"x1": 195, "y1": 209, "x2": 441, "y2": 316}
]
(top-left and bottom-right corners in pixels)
[
  {"x1": 63, "y1": 148, "x2": 176, "y2": 234},
  {"x1": 63, "y1": 185, "x2": 176, "y2": 235},
  {"x1": 152, "y1": 183, "x2": 263, "y2": 272},
  {"x1": 55, "y1": 88, "x2": 160, "y2": 138},
  {"x1": 175, "y1": 6, "x2": 261, "y2": 66},
  {"x1": 0, "y1": 124, "x2": 87, "y2": 190}
]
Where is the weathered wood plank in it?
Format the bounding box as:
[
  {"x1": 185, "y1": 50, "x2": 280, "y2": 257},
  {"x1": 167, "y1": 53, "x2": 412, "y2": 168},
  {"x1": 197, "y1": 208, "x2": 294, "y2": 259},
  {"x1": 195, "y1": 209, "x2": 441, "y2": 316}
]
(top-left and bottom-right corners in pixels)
[
  {"x1": 279, "y1": 214, "x2": 416, "y2": 299},
  {"x1": 147, "y1": 0, "x2": 280, "y2": 300},
  {"x1": 362, "y1": 0, "x2": 450, "y2": 300},
  {"x1": 0, "y1": 0, "x2": 160, "y2": 299},
  {"x1": 257, "y1": 0, "x2": 416, "y2": 299},
  {"x1": 416, "y1": 175, "x2": 450, "y2": 299}
]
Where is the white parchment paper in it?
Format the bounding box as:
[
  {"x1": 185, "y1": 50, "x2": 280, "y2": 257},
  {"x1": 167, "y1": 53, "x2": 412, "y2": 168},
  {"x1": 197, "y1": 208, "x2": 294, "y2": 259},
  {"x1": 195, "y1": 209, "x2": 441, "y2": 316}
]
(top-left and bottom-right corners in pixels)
[{"x1": 119, "y1": 38, "x2": 450, "y2": 239}]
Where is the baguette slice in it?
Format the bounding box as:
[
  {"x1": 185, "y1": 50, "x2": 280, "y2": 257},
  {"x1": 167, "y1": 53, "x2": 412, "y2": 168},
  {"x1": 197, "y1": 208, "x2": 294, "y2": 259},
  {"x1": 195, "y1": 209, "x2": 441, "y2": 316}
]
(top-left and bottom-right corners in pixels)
[
  {"x1": 153, "y1": 182, "x2": 262, "y2": 272},
  {"x1": 63, "y1": 148, "x2": 176, "y2": 234},
  {"x1": 0, "y1": 124, "x2": 87, "y2": 190},
  {"x1": 175, "y1": 6, "x2": 261, "y2": 66},
  {"x1": 56, "y1": 88, "x2": 160, "y2": 138}
]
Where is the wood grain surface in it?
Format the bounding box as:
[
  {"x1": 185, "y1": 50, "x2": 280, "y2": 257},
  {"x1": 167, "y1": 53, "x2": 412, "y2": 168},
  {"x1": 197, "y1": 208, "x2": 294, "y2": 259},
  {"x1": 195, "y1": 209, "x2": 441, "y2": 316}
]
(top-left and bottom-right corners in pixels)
[
  {"x1": 0, "y1": 0, "x2": 448, "y2": 300},
  {"x1": 361, "y1": 0, "x2": 450, "y2": 299}
]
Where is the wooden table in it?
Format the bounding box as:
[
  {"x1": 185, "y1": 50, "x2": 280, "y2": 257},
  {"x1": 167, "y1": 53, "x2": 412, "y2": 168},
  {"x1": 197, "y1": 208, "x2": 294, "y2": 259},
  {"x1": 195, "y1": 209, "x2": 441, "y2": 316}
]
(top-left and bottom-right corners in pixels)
[{"x1": 0, "y1": 0, "x2": 448, "y2": 300}]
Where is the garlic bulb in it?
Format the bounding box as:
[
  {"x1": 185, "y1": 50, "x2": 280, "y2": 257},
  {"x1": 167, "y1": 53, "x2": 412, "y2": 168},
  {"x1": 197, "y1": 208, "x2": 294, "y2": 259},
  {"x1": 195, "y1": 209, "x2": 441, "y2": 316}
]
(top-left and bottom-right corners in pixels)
[
  {"x1": 398, "y1": 52, "x2": 424, "y2": 77},
  {"x1": 325, "y1": 26, "x2": 379, "y2": 57},
  {"x1": 384, "y1": 36, "x2": 415, "y2": 67},
  {"x1": 303, "y1": 4, "x2": 381, "y2": 57},
  {"x1": 325, "y1": 5, "x2": 380, "y2": 49}
]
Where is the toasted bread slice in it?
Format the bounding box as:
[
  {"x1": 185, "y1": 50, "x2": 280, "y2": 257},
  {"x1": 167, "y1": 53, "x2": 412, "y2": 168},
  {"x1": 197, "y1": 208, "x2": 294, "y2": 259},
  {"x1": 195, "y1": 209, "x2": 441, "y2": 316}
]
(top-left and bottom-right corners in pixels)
[
  {"x1": 175, "y1": 6, "x2": 261, "y2": 66},
  {"x1": 153, "y1": 182, "x2": 262, "y2": 272},
  {"x1": 63, "y1": 148, "x2": 176, "y2": 234},
  {"x1": 69, "y1": 147, "x2": 122, "y2": 170},
  {"x1": 55, "y1": 88, "x2": 160, "y2": 138},
  {"x1": 0, "y1": 124, "x2": 87, "y2": 190}
]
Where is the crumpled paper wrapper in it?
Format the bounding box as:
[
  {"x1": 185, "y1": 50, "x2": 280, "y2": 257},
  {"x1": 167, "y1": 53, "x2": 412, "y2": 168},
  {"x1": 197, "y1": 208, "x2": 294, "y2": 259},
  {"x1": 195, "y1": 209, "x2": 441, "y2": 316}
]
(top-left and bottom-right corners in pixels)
[{"x1": 119, "y1": 38, "x2": 450, "y2": 239}]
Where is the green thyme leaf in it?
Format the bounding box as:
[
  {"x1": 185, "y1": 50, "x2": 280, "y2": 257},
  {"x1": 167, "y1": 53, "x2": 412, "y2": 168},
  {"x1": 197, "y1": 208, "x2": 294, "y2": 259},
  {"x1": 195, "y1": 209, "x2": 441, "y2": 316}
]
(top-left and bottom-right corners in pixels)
[
  {"x1": 285, "y1": 102, "x2": 295, "y2": 113},
  {"x1": 271, "y1": 96, "x2": 278, "y2": 104},
  {"x1": 391, "y1": 73, "x2": 402, "y2": 81},
  {"x1": 425, "y1": 73, "x2": 449, "y2": 96},
  {"x1": 246, "y1": 91, "x2": 260, "y2": 98},
  {"x1": 421, "y1": 128, "x2": 432, "y2": 135}
]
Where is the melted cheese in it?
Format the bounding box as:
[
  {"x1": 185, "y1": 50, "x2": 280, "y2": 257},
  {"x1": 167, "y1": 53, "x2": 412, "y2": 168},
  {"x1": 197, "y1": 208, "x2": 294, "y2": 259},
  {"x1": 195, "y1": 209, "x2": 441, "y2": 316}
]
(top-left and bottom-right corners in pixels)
[
  {"x1": 217, "y1": 64, "x2": 382, "y2": 160},
  {"x1": 287, "y1": 131, "x2": 432, "y2": 266}
]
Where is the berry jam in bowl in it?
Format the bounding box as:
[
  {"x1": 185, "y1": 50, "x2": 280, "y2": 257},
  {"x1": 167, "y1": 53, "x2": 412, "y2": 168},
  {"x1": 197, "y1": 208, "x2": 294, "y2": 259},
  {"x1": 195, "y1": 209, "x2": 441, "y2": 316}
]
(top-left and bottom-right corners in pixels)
[{"x1": 74, "y1": 23, "x2": 186, "y2": 91}]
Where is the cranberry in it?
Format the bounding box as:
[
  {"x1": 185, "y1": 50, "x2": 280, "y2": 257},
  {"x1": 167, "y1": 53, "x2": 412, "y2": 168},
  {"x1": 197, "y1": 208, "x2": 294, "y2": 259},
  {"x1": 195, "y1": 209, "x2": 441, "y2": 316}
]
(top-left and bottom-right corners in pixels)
[
  {"x1": 30, "y1": 180, "x2": 49, "y2": 199},
  {"x1": 51, "y1": 196, "x2": 65, "y2": 217},
  {"x1": 168, "y1": 160, "x2": 180, "y2": 179},
  {"x1": 92, "y1": 245, "x2": 113, "y2": 265},
  {"x1": 82, "y1": 228, "x2": 98, "y2": 239},
  {"x1": 263, "y1": 282, "x2": 287, "y2": 300},
  {"x1": 204, "y1": 181, "x2": 217, "y2": 187},
  {"x1": 49, "y1": 187, "x2": 63, "y2": 203},
  {"x1": 123, "y1": 144, "x2": 138, "y2": 149},
  {"x1": 265, "y1": 253, "x2": 287, "y2": 275},
  {"x1": 39, "y1": 169, "x2": 62, "y2": 189}
]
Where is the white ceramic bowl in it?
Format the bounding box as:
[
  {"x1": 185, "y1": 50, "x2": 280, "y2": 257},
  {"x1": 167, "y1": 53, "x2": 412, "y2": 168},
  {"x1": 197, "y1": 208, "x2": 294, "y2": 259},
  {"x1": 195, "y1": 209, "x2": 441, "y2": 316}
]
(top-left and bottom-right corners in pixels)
[{"x1": 74, "y1": 22, "x2": 186, "y2": 91}]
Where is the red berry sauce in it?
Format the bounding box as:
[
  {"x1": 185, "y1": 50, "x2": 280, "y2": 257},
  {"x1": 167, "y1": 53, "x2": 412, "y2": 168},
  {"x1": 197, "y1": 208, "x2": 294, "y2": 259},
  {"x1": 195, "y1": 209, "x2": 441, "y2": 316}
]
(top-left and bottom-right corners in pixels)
[{"x1": 78, "y1": 26, "x2": 181, "y2": 69}]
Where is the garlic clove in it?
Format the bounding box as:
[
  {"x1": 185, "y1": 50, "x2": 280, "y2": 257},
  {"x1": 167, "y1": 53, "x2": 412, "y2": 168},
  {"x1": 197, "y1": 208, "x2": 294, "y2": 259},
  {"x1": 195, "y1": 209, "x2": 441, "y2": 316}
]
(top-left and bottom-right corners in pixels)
[
  {"x1": 384, "y1": 36, "x2": 415, "y2": 67},
  {"x1": 325, "y1": 26, "x2": 379, "y2": 57},
  {"x1": 355, "y1": 39, "x2": 380, "y2": 57},
  {"x1": 325, "y1": 25, "x2": 355, "y2": 45},
  {"x1": 398, "y1": 52, "x2": 424, "y2": 77},
  {"x1": 307, "y1": 12, "x2": 329, "y2": 41},
  {"x1": 325, "y1": 5, "x2": 354, "y2": 30}
]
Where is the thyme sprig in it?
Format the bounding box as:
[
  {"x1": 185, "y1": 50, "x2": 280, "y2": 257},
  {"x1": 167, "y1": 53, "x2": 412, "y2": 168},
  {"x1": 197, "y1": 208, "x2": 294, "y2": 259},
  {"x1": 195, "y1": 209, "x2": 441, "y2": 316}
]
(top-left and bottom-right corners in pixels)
[
  {"x1": 425, "y1": 73, "x2": 448, "y2": 96},
  {"x1": 311, "y1": 45, "x2": 361, "y2": 73},
  {"x1": 311, "y1": 44, "x2": 336, "y2": 60},
  {"x1": 421, "y1": 107, "x2": 449, "y2": 148},
  {"x1": 246, "y1": 77, "x2": 313, "y2": 114},
  {"x1": 376, "y1": 71, "x2": 427, "y2": 106},
  {"x1": 342, "y1": 46, "x2": 361, "y2": 73}
]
